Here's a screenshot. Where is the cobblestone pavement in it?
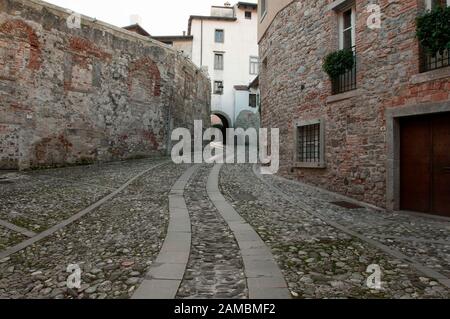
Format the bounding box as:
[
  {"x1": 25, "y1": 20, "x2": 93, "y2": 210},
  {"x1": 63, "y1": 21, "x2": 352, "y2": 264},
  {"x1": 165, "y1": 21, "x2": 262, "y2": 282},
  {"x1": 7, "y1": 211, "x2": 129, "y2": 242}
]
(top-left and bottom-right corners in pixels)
[
  {"x1": 0, "y1": 227, "x2": 26, "y2": 252},
  {"x1": 265, "y1": 173, "x2": 450, "y2": 279},
  {"x1": 0, "y1": 159, "x2": 449, "y2": 299},
  {"x1": 220, "y1": 164, "x2": 450, "y2": 299},
  {"x1": 0, "y1": 160, "x2": 188, "y2": 299},
  {"x1": 177, "y1": 165, "x2": 247, "y2": 299},
  {"x1": 0, "y1": 160, "x2": 162, "y2": 233}
]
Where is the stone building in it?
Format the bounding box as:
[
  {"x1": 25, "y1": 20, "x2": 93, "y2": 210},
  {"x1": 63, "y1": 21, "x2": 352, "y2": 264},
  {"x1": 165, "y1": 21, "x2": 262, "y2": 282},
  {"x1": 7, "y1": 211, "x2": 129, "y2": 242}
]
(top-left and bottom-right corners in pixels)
[
  {"x1": 0, "y1": 0, "x2": 211, "y2": 170},
  {"x1": 152, "y1": 2, "x2": 260, "y2": 131},
  {"x1": 151, "y1": 34, "x2": 194, "y2": 60},
  {"x1": 257, "y1": 0, "x2": 450, "y2": 217}
]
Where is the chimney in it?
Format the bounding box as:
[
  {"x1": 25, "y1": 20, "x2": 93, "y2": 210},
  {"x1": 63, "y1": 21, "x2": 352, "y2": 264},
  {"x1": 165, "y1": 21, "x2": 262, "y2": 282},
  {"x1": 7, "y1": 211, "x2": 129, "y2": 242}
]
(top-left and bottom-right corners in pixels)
[
  {"x1": 183, "y1": 31, "x2": 186, "y2": 36},
  {"x1": 130, "y1": 14, "x2": 142, "y2": 25}
]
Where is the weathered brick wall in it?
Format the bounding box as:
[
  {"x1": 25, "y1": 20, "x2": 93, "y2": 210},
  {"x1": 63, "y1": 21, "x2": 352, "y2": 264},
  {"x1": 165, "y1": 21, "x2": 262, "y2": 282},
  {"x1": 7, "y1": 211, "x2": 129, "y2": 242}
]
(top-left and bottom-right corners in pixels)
[
  {"x1": 259, "y1": 0, "x2": 450, "y2": 208},
  {"x1": 0, "y1": 0, "x2": 210, "y2": 169}
]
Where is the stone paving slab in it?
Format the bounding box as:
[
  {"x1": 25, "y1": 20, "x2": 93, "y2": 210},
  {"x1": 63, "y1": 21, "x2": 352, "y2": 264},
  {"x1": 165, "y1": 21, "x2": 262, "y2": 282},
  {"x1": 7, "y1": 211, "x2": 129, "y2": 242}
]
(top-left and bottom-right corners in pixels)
[
  {"x1": 133, "y1": 165, "x2": 198, "y2": 300},
  {"x1": 146, "y1": 263, "x2": 187, "y2": 280},
  {"x1": 132, "y1": 279, "x2": 181, "y2": 299},
  {"x1": 177, "y1": 164, "x2": 247, "y2": 299},
  {"x1": 208, "y1": 164, "x2": 290, "y2": 299}
]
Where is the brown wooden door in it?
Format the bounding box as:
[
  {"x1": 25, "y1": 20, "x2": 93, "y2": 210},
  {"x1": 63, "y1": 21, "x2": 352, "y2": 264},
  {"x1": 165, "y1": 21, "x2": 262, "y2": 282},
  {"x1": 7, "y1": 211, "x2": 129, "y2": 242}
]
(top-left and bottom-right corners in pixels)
[
  {"x1": 432, "y1": 114, "x2": 450, "y2": 215},
  {"x1": 400, "y1": 113, "x2": 450, "y2": 217}
]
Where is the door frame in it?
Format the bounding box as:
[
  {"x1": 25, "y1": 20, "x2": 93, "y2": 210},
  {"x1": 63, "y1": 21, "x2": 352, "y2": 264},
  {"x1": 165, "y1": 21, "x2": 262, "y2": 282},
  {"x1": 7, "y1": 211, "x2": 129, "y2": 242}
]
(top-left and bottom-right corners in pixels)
[{"x1": 386, "y1": 100, "x2": 450, "y2": 212}]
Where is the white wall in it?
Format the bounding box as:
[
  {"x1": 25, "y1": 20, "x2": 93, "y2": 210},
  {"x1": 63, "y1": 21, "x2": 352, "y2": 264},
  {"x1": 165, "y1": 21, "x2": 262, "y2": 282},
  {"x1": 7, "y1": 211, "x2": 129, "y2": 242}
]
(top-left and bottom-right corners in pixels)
[
  {"x1": 234, "y1": 89, "x2": 259, "y2": 122},
  {"x1": 190, "y1": 5, "x2": 259, "y2": 127},
  {"x1": 172, "y1": 40, "x2": 193, "y2": 59}
]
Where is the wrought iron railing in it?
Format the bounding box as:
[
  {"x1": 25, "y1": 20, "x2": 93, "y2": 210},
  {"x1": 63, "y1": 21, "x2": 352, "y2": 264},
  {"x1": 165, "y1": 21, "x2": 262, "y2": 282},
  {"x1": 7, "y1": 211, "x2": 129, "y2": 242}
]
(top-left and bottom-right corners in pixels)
[
  {"x1": 420, "y1": 47, "x2": 450, "y2": 72},
  {"x1": 331, "y1": 47, "x2": 357, "y2": 95}
]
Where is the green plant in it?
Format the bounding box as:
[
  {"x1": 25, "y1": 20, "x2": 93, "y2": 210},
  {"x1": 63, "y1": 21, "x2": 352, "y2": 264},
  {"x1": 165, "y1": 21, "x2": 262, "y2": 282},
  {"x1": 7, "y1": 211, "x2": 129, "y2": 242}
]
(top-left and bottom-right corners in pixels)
[
  {"x1": 416, "y1": 6, "x2": 450, "y2": 54},
  {"x1": 322, "y1": 49, "x2": 355, "y2": 78}
]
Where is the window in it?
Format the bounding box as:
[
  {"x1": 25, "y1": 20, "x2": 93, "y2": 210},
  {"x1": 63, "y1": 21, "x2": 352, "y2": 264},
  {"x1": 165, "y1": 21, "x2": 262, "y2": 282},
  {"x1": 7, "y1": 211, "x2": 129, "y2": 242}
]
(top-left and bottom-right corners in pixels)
[
  {"x1": 421, "y1": 0, "x2": 450, "y2": 72},
  {"x1": 294, "y1": 120, "x2": 325, "y2": 168},
  {"x1": 214, "y1": 81, "x2": 223, "y2": 95},
  {"x1": 333, "y1": 4, "x2": 357, "y2": 94},
  {"x1": 245, "y1": 11, "x2": 252, "y2": 19},
  {"x1": 261, "y1": 0, "x2": 267, "y2": 18},
  {"x1": 215, "y1": 29, "x2": 224, "y2": 43},
  {"x1": 249, "y1": 93, "x2": 257, "y2": 107},
  {"x1": 426, "y1": 0, "x2": 450, "y2": 10},
  {"x1": 249, "y1": 56, "x2": 259, "y2": 75},
  {"x1": 214, "y1": 53, "x2": 224, "y2": 70},
  {"x1": 339, "y1": 7, "x2": 355, "y2": 50}
]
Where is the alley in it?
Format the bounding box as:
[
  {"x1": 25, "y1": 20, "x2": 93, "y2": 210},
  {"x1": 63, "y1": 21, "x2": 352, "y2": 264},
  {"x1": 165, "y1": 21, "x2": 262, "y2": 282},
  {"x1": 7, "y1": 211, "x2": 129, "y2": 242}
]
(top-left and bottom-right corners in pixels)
[{"x1": 0, "y1": 159, "x2": 449, "y2": 299}]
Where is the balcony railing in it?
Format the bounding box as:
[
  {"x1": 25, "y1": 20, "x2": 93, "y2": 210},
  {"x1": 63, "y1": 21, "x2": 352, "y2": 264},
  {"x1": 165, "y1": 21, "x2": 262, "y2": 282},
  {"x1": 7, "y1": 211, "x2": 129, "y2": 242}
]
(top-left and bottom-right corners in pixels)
[
  {"x1": 331, "y1": 47, "x2": 357, "y2": 95},
  {"x1": 420, "y1": 47, "x2": 450, "y2": 73}
]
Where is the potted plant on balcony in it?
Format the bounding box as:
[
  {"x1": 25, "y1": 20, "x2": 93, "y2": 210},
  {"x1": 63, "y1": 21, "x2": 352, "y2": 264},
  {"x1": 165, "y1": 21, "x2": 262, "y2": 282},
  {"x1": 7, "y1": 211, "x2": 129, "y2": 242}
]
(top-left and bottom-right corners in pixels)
[
  {"x1": 416, "y1": 5, "x2": 450, "y2": 55},
  {"x1": 322, "y1": 49, "x2": 355, "y2": 79}
]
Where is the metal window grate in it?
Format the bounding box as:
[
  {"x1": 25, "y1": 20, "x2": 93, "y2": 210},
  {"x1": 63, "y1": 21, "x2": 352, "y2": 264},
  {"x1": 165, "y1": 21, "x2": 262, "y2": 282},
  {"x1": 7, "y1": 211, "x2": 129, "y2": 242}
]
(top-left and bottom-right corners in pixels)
[
  {"x1": 331, "y1": 47, "x2": 357, "y2": 95},
  {"x1": 420, "y1": 48, "x2": 450, "y2": 73},
  {"x1": 298, "y1": 123, "x2": 321, "y2": 163}
]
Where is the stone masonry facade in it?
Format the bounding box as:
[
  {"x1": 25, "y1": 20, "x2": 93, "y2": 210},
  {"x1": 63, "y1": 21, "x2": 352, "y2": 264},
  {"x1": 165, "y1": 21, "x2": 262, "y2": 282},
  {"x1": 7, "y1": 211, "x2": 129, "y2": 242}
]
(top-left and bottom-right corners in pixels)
[
  {"x1": 259, "y1": 0, "x2": 450, "y2": 209},
  {"x1": 0, "y1": 0, "x2": 210, "y2": 170}
]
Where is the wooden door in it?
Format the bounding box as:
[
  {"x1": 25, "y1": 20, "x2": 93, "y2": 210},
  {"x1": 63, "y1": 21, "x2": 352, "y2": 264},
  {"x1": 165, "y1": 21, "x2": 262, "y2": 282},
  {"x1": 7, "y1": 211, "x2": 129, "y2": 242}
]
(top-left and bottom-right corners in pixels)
[
  {"x1": 432, "y1": 114, "x2": 450, "y2": 215},
  {"x1": 400, "y1": 113, "x2": 450, "y2": 217}
]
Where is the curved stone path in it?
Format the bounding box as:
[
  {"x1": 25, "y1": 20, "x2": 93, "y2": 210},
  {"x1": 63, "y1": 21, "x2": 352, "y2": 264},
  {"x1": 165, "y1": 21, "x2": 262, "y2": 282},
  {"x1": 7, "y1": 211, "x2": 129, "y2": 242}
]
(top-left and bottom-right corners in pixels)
[
  {"x1": 134, "y1": 164, "x2": 289, "y2": 299},
  {"x1": 133, "y1": 165, "x2": 199, "y2": 299},
  {"x1": 177, "y1": 165, "x2": 247, "y2": 299},
  {"x1": 208, "y1": 164, "x2": 291, "y2": 299},
  {"x1": 1, "y1": 158, "x2": 448, "y2": 299}
]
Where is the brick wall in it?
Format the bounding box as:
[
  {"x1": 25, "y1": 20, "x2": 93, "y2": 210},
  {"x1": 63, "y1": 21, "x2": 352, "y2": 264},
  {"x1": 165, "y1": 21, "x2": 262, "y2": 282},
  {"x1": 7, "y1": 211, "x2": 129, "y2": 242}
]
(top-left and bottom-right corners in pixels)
[
  {"x1": 0, "y1": 0, "x2": 210, "y2": 169},
  {"x1": 259, "y1": 0, "x2": 450, "y2": 208}
]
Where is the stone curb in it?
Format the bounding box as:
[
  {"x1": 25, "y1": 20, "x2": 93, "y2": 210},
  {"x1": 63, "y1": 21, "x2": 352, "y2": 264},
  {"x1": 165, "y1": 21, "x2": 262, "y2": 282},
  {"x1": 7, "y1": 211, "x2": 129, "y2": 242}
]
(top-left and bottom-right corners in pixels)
[
  {"x1": 207, "y1": 164, "x2": 291, "y2": 299},
  {"x1": 132, "y1": 165, "x2": 199, "y2": 299}
]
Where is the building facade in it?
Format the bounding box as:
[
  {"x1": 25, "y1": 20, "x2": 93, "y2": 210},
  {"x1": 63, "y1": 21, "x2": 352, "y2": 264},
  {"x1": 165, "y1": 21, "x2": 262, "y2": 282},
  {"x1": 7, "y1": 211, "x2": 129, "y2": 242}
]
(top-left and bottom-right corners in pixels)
[
  {"x1": 0, "y1": 0, "x2": 210, "y2": 170},
  {"x1": 189, "y1": 2, "x2": 259, "y2": 129},
  {"x1": 258, "y1": 0, "x2": 450, "y2": 217},
  {"x1": 151, "y1": 35, "x2": 194, "y2": 60},
  {"x1": 153, "y1": 2, "x2": 260, "y2": 130}
]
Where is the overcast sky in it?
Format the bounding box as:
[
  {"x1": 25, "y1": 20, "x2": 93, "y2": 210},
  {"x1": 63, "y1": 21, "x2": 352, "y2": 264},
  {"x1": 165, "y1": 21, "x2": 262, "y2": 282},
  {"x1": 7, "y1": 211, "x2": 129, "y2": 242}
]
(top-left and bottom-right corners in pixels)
[{"x1": 44, "y1": 0, "x2": 257, "y2": 36}]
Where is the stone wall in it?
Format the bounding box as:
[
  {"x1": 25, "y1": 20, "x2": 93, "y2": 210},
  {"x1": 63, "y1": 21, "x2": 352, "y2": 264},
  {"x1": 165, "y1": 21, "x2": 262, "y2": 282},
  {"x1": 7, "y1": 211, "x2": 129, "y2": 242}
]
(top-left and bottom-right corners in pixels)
[
  {"x1": 259, "y1": 0, "x2": 450, "y2": 208},
  {"x1": 0, "y1": 0, "x2": 210, "y2": 169}
]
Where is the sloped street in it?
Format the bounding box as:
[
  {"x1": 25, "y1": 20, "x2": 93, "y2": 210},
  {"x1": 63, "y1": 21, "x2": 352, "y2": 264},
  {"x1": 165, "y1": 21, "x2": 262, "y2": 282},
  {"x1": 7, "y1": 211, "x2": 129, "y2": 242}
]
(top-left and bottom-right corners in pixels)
[{"x1": 0, "y1": 158, "x2": 449, "y2": 299}]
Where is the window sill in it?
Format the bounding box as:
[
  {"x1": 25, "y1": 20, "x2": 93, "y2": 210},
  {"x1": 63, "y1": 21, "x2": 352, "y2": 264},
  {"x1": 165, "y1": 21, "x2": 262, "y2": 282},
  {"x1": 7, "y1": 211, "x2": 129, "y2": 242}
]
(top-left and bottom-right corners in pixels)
[
  {"x1": 410, "y1": 66, "x2": 450, "y2": 85},
  {"x1": 327, "y1": 0, "x2": 354, "y2": 11},
  {"x1": 293, "y1": 162, "x2": 327, "y2": 169},
  {"x1": 326, "y1": 88, "x2": 359, "y2": 104}
]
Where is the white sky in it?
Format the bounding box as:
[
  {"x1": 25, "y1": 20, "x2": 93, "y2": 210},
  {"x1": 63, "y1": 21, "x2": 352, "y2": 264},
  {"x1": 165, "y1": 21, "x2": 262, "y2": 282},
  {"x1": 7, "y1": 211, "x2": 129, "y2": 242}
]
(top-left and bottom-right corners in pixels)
[{"x1": 44, "y1": 0, "x2": 257, "y2": 36}]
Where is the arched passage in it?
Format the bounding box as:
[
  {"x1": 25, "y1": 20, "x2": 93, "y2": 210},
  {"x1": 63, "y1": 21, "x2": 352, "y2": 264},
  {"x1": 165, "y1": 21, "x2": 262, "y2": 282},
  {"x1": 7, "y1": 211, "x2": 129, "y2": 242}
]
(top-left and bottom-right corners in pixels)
[{"x1": 211, "y1": 111, "x2": 232, "y2": 144}]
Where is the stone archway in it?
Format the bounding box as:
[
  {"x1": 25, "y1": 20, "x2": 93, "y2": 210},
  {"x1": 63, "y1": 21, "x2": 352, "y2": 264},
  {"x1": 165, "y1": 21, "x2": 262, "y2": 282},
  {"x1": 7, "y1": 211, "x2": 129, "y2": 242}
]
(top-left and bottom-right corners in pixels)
[{"x1": 211, "y1": 111, "x2": 232, "y2": 144}]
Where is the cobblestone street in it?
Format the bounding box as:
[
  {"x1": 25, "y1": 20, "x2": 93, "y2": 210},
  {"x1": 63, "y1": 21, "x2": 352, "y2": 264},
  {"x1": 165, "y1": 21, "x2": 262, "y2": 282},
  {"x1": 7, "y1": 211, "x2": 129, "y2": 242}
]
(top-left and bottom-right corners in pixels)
[{"x1": 0, "y1": 159, "x2": 449, "y2": 299}]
